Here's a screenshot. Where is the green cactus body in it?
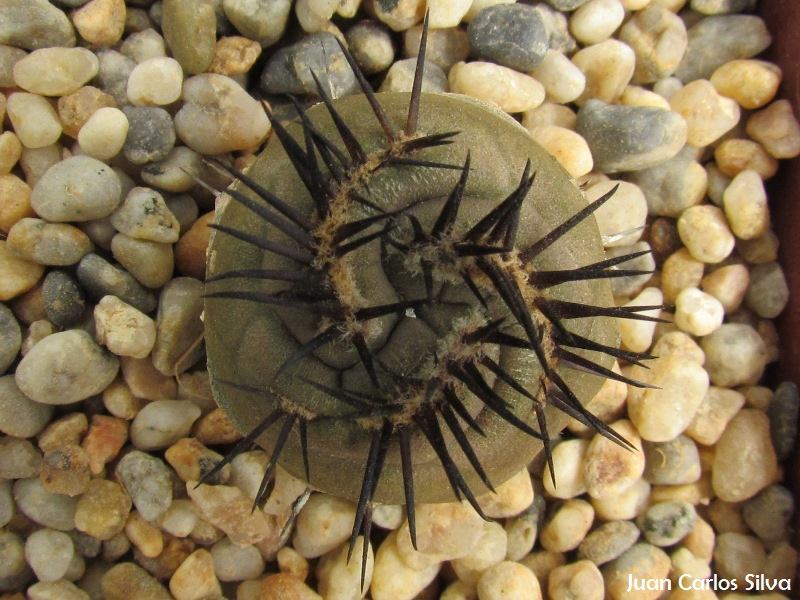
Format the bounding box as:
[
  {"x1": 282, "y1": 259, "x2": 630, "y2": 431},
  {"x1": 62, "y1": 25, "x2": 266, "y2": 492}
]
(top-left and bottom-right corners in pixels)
[{"x1": 205, "y1": 91, "x2": 621, "y2": 507}]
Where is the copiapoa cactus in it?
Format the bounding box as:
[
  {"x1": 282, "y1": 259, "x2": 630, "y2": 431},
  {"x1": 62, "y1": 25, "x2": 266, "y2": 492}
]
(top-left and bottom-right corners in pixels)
[{"x1": 201, "y1": 16, "x2": 659, "y2": 581}]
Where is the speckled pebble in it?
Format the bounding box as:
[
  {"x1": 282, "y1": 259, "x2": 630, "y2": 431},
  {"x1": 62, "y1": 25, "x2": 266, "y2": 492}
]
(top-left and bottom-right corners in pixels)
[
  {"x1": 637, "y1": 501, "x2": 696, "y2": 546},
  {"x1": 76, "y1": 253, "x2": 157, "y2": 313},
  {"x1": 115, "y1": 450, "x2": 173, "y2": 521},
  {"x1": 41, "y1": 270, "x2": 85, "y2": 328},
  {"x1": 94, "y1": 295, "x2": 156, "y2": 358},
  {"x1": 577, "y1": 520, "x2": 640, "y2": 566},
  {"x1": 74, "y1": 478, "x2": 131, "y2": 541},
  {"x1": 468, "y1": 4, "x2": 548, "y2": 72},
  {"x1": 122, "y1": 106, "x2": 176, "y2": 166},
  {"x1": 0, "y1": 374, "x2": 53, "y2": 437},
  {"x1": 346, "y1": 21, "x2": 395, "y2": 75},
  {"x1": 0, "y1": 0, "x2": 76, "y2": 50}
]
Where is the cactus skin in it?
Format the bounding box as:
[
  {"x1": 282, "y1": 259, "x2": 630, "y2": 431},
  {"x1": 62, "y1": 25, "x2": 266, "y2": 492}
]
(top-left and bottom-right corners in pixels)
[{"x1": 202, "y1": 26, "x2": 657, "y2": 575}]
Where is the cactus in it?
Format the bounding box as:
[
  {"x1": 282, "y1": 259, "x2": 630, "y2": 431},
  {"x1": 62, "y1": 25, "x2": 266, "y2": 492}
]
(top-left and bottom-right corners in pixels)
[{"x1": 201, "y1": 18, "x2": 657, "y2": 578}]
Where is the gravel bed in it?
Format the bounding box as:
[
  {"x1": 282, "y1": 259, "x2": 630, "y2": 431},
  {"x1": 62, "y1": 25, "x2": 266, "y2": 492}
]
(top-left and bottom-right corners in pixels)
[{"x1": 0, "y1": 0, "x2": 799, "y2": 599}]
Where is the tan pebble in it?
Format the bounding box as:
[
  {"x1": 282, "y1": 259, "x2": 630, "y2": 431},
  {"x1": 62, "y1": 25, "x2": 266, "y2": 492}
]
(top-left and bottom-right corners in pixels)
[
  {"x1": 476, "y1": 561, "x2": 542, "y2": 600},
  {"x1": 0, "y1": 174, "x2": 35, "y2": 233},
  {"x1": 649, "y1": 476, "x2": 712, "y2": 507},
  {"x1": 700, "y1": 263, "x2": 749, "y2": 313},
  {"x1": 40, "y1": 443, "x2": 91, "y2": 496},
  {"x1": 278, "y1": 546, "x2": 310, "y2": 581},
  {"x1": 746, "y1": 99, "x2": 800, "y2": 159},
  {"x1": 674, "y1": 287, "x2": 724, "y2": 336},
  {"x1": 710, "y1": 59, "x2": 781, "y2": 110},
  {"x1": 187, "y1": 482, "x2": 275, "y2": 546},
  {"x1": 94, "y1": 295, "x2": 156, "y2": 359},
  {"x1": 78, "y1": 107, "x2": 129, "y2": 161},
  {"x1": 520, "y1": 551, "x2": 565, "y2": 592},
  {"x1": 529, "y1": 126, "x2": 593, "y2": 178},
  {"x1": 477, "y1": 467, "x2": 533, "y2": 518},
  {"x1": 522, "y1": 103, "x2": 577, "y2": 131},
  {"x1": 671, "y1": 547, "x2": 710, "y2": 581},
  {"x1": 13, "y1": 48, "x2": 99, "y2": 97},
  {"x1": 714, "y1": 138, "x2": 778, "y2": 179},
  {"x1": 712, "y1": 409, "x2": 779, "y2": 502},
  {"x1": 102, "y1": 377, "x2": 145, "y2": 420},
  {"x1": 677, "y1": 205, "x2": 735, "y2": 264},
  {"x1": 650, "y1": 331, "x2": 704, "y2": 365},
  {"x1": 738, "y1": 229, "x2": 779, "y2": 264},
  {"x1": 57, "y1": 86, "x2": 117, "y2": 139},
  {"x1": 685, "y1": 386, "x2": 745, "y2": 446},
  {"x1": 572, "y1": 40, "x2": 635, "y2": 105},
  {"x1": 740, "y1": 385, "x2": 773, "y2": 410},
  {"x1": 440, "y1": 580, "x2": 478, "y2": 600},
  {"x1": 619, "y1": 287, "x2": 662, "y2": 353},
  {"x1": 126, "y1": 57, "x2": 183, "y2": 106},
  {"x1": 175, "y1": 211, "x2": 213, "y2": 279},
  {"x1": 74, "y1": 479, "x2": 132, "y2": 540},
  {"x1": 261, "y1": 573, "x2": 322, "y2": 600},
  {"x1": 209, "y1": 36, "x2": 262, "y2": 75},
  {"x1": 681, "y1": 515, "x2": 715, "y2": 563},
  {"x1": 584, "y1": 420, "x2": 644, "y2": 499},
  {"x1": 448, "y1": 61, "x2": 545, "y2": 113},
  {"x1": 126, "y1": 511, "x2": 164, "y2": 558},
  {"x1": 669, "y1": 79, "x2": 740, "y2": 147},
  {"x1": 618, "y1": 85, "x2": 671, "y2": 110},
  {"x1": 119, "y1": 355, "x2": 177, "y2": 401},
  {"x1": 764, "y1": 542, "x2": 798, "y2": 581},
  {"x1": 20, "y1": 318, "x2": 55, "y2": 355},
  {"x1": 169, "y1": 548, "x2": 222, "y2": 600},
  {"x1": 591, "y1": 479, "x2": 650, "y2": 521},
  {"x1": 138, "y1": 533, "x2": 197, "y2": 580},
  {"x1": 713, "y1": 532, "x2": 766, "y2": 586},
  {"x1": 81, "y1": 414, "x2": 128, "y2": 474},
  {"x1": 38, "y1": 412, "x2": 88, "y2": 452},
  {"x1": 548, "y1": 560, "x2": 604, "y2": 600},
  {"x1": 530, "y1": 50, "x2": 586, "y2": 104},
  {"x1": 101, "y1": 562, "x2": 171, "y2": 600},
  {"x1": 6, "y1": 93, "x2": 62, "y2": 150},
  {"x1": 451, "y1": 521, "x2": 507, "y2": 585},
  {"x1": 618, "y1": 6, "x2": 687, "y2": 84},
  {"x1": 370, "y1": 530, "x2": 440, "y2": 600},
  {"x1": 540, "y1": 499, "x2": 594, "y2": 553},
  {"x1": 193, "y1": 407, "x2": 242, "y2": 445},
  {"x1": 722, "y1": 169, "x2": 769, "y2": 240},
  {"x1": 567, "y1": 362, "x2": 627, "y2": 435},
  {"x1": 544, "y1": 439, "x2": 588, "y2": 499},
  {"x1": 316, "y1": 536, "x2": 374, "y2": 598},
  {"x1": 0, "y1": 132, "x2": 23, "y2": 175},
  {"x1": 602, "y1": 543, "x2": 670, "y2": 600},
  {"x1": 165, "y1": 437, "x2": 229, "y2": 484},
  {"x1": 72, "y1": 0, "x2": 127, "y2": 47},
  {"x1": 11, "y1": 284, "x2": 47, "y2": 325},
  {"x1": 661, "y1": 248, "x2": 704, "y2": 304},
  {"x1": 707, "y1": 499, "x2": 748, "y2": 535}
]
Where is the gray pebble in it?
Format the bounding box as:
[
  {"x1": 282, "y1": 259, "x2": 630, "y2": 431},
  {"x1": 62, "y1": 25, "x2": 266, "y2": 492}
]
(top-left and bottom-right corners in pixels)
[
  {"x1": 76, "y1": 253, "x2": 157, "y2": 313},
  {"x1": 120, "y1": 28, "x2": 167, "y2": 64},
  {"x1": 744, "y1": 262, "x2": 789, "y2": 319},
  {"x1": 604, "y1": 241, "x2": 655, "y2": 296},
  {"x1": 346, "y1": 20, "x2": 395, "y2": 75},
  {"x1": 690, "y1": 0, "x2": 757, "y2": 14},
  {"x1": 643, "y1": 435, "x2": 701, "y2": 486},
  {"x1": 0, "y1": 303, "x2": 21, "y2": 374},
  {"x1": 152, "y1": 277, "x2": 204, "y2": 375},
  {"x1": 162, "y1": 0, "x2": 216, "y2": 74},
  {"x1": 210, "y1": 537, "x2": 266, "y2": 582},
  {"x1": 223, "y1": 0, "x2": 292, "y2": 47},
  {"x1": 15, "y1": 329, "x2": 119, "y2": 405},
  {"x1": 111, "y1": 234, "x2": 174, "y2": 289},
  {"x1": 625, "y1": 146, "x2": 705, "y2": 218},
  {"x1": 578, "y1": 520, "x2": 640, "y2": 566},
  {"x1": 637, "y1": 501, "x2": 696, "y2": 547},
  {"x1": 0, "y1": 530, "x2": 27, "y2": 582},
  {"x1": 122, "y1": 106, "x2": 177, "y2": 166},
  {"x1": 468, "y1": 4, "x2": 548, "y2": 72},
  {"x1": 115, "y1": 450, "x2": 174, "y2": 522},
  {"x1": 0, "y1": 44, "x2": 28, "y2": 88},
  {"x1": 166, "y1": 195, "x2": 199, "y2": 235},
  {"x1": 0, "y1": 375, "x2": 53, "y2": 437},
  {"x1": 0, "y1": 480, "x2": 12, "y2": 528},
  {"x1": 141, "y1": 147, "x2": 202, "y2": 194},
  {"x1": 78, "y1": 217, "x2": 117, "y2": 252},
  {"x1": 42, "y1": 270, "x2": 87, "y2": 328},
  {"x1": 0, "y1": 436, "x2": 42, "y2": 479},
  {"x1": 576, "y1": 100, "x2": 687, "y2": 172},
  {"x1": 261, "y1": 32, "x2": 357, "y2": 98},
  {"x1": 13, "y1": 477, "x2": 77, "y2": 531},
  {"x1": 24, "y1": 528, "x2": 76, "y2": 582},
  {"x1": 674, "y1": 15, "x2": 771, "y2": 82},
  {"x1": 768, "y1": 381, "x2": 799, "y2": 461},
  {"x1": 742, "y1": 485, "x2": 794, "y2": 544},
  {"x1": 379, "y1": 58, "x2": 447, "y2": 93},
  {"x1": 533, "y1": 3, "x2": 576, "y2": 54},
  {"x1": 544, "y1": 0, "x2": 590, "y2": 9},
  {"x1": 6, "y1": 218, "x2": 93, "y2": 266},
  {"x1": 95, "y1": 49, "x2": 137, "y2": 106},
  {"x1": 69, "y1": 530, "x2": 102, "y2": 559},
  {"x1": 0, "y1": 0, "x2": 76, "y2": 50},
  {"x1": 30, "y1": 156, "x2": 122, "y2": 223}
]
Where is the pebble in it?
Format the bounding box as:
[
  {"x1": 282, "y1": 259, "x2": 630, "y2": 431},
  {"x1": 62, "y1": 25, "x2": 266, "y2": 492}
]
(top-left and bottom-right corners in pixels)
[
  {"x1": 576, "y1": 100, "x2": 687, "y2": 172},
  {"x1": 94, "y1": 295, "x2": 156, "y2": 359},
  {"x1": 120, "y1": 29, "x2": 167, "y2": 63},
  {"x1": 569, "y1": 0, "x2": 624, "y2": 45},
  {"x1": 618, "y1": 7, "x2": 687, "y2": 84},
  {"x1": 568, "y1": 363, "x2": 626, "y2": 435},
  {"x1": 28, "y1": 580, "x2": 91, "y2": 600},
  {"x1": 81, "y1": 414, "x2": 128, "y2": 475},
  {"x1": 477, "y1": 561, "x2": 542, "y2": 600},
  {"x1": 468, "y1": 4, "x2": 548, "y2": 72},
  {"x1": 379, "y1": 58, "x2": 448, "y2": 93},
  {"x1": 619, "y1": 85, "x2": 671, "y2": 110},
  {"x1": 187, "y1": 482, "x2": 275, "y2": 546},
  {"x1": 592, "y1": 182, "x2": 648, "y2": 247},
  {"x1": 169, "y1": 548, "x2": 222, "y2": 600},
  {"x1": 161, "y1": 0, "x2": 216, "y2": 74},
  {"x1": 0, "y1": 0, "x2": 76, "y2": 50},
  {"x1": 544, "y1": 0, "x2": 591, "y2": 9},
  {"x1": 738, "y1": 229, "x2": 780, "y2": 265},
  {"x1": 669, "y1": 79, "x2": 740, "y2": 147},
  {"x1": 115, "y1": 450, "x2": 173, "y2": 521},
  {"x1": 278, "y1": 546, "x2": 310, "y2": 580},
  {"x1": 529, "y1": 126, "x2": 593, "y2": 178},
  {"x1": 713, "y1": 409, "x2": 779, "y2": 503},
  {"x1": 152, "y1": 277, "x2": 204, "y2": 374},
  {"x1": 260, "y1": 574, "x2": 322, "y2": 600},
  {"x1": 101, "y1": 562, "x2": 171, "y2": 600},
  {"x1": 0, "y1": 174, "x2": 35, "y2": 234},
  {"x1": 222, "y1": 0, "x2": 292, "y2": 46},
  {"x1": 5, "y1": 92, "x2": 63, "y2": 149},
  {"x1": 768, "y1": 381, "x2": 798, "y2": 461},
  {"x1": 316, "y1": 536, "x2": 374, "y2": 597},
  {"x1": 7, "y1": 218, "x2": 92, "y2": 266},
  {"x1": 478, "y1": 468, "x2": 534, "y2": 518},
  {"x1": 628, "y1": 149, "x2": 707, "y2": 218},
  {"x1": 78, "y1": 107, "x2": 129, "y2": 161},
  {"x1": 745, "y1": 261, "x2": 789, "y2": 319},
  {"x1": 0, "y1": 375, "x2": 53, "y2": 437},
  {"x1": 292, "y1": 493, "x2": 357, "y2": 558},
  {"x1": 426, "y1": 0, "x2": 472, "y2": 28},
  {"x1": 577, "y1": 520, "x2": 640, "y2": 566},
  {"x1": 677, "y1": 205, "x2": 735, "y2": 264},
  {"x1": 602, "y1": 543, "x2": 670, "y2": 600},
  {"x1": 20, "y1": 318, "x2": 55, "y2": 355},
  {"x1": 540, "y1": 499, "x2": 594, "y2": 553},
  {"x1": 31, "y1": 156, "x2": 121, "y2": 222},
  {"x1": 702, "y1": 322, "x2": 768, "y2": 387},
  {"x1": 0, "y1": 438, "x2": 41, "y2": 481},
  {"x1": 618, "y1": 287, "x2": 662, "y2": 352},
  {"x1": 660, "y1": 249, "x2": 703, "y2": 306},
  {"x1": 166, "y1": 437, "x2": 228, "y2": 483},
  {"x1": 14, "y1": 476, "x2": 77, "y2": 532},
  {"x1": 584, "y1": 420, "x2": 644, "y2": 499},
  {"x1": 38, "y1": 412, "x2": 88, "y2": 452},
  {"x1": 548, "y1": 560, "x2": 603, "y2": 600},
  {"x1": 24, "y1": 528, "x2": 77, "y2": 582},
  {"x1": 209, "y1": 35, "x2": 262, "y2": 76},
  {"x1": 746, "y1": 108, "x2": 796, "y2": 168},
  {"x1": 0, "y1": 45, "x2": 27, "y2": 87},
  {"x1": 130, "y1": 399, "x2": 202, "y2": 450},
  {"x1": 544, "y1": 439, "x2": 588, "y2": 499},
  {"x1": 76, "y1": 253, "x2": 157, "y2": 313},
  {"x1": 142, "y1": 149, "x2": 202, "y2": 194},
  {"x1": 40, "y1": 443, "x2": 91, "y2": 496},
  {"x1": 674, "y1": 287, "x2": 724, "y2": 336},
  {"x1": 110, "y1": 187, "x2": 180, "y2": 244},
  {"x1": 713, "y1": 532, "x2": 766, "y2": 585},
  {"x1": 210, "y1": 537, "x2": 265, "y2": 582},
  {"x1": 691, "y1": 0, "x2": 756, "y2": 12},
  {"x1": 127, "y1": 57, "x2": 183, "y2": 106},
  {"x1": 448, "y1": 61, "x2": 545, "y2": 113},
  {"x1": 450, "y1": 521, "x2": 507, "y2": 584},
  {"x1": 403, "y1": 24, "x2": 470, "y2": 71},
  {"x1": 56, "y1": 86, "x2": 117, "y2": 139},
  {"x1": 345, "y1": 21, "x2": 394, "y2": 75},
  {"x1": 13, "y1": 48, "x2": 98, "y2": 97},
  {"x1": 605, "y1": 241, "x2": 655, "y2": 296},
  {"x1": 122, "y1": 106, "x2": 176, "y2": 165},
  {"x1": 74, "y1": 478, "x2": 131, "y2": 540},
  {"x1": 638, "y1": 501, "x2": 696, "y2": 546},
  {"x1": 721, "y1": 170, "x2": 770, "y2": 242},
  {"x1": 120, "y1": 355, "x2": 177, "y2": 401},
  {"x1": 175, "y1": 74, "x2": 270, "y2": 154},
  {"x1": 370, "y1": 0, "x2": 425, "y2": 31},
  {"x1": 95, "y1": 49, "x2": 136, "y2": 105},
  {"x1": 530, "y1": 50, "x2": 586, "y2": 104},
  {"x1": 572, "y1": 40, "x2": 635, "y2": 106},
  {"x1": 175, "y1": 211, "x2": 212, "y2": 279},
  {"x1": 111, "y1": 235, "x2": 174, "y2": 289},
  {"x1": 686, "y1": 386, "x2": 744, "y2": 446},
  {"x1": 159, "y1": 499, "x2": 198, "y2": 538},
  {"x1": 742, "y1": 485, "x2": 793, "y2": 544},
  {"x1": 711, "y1": 59, "x2": 782, "y2": 110},
  {"x1": 126, "y1": 511, "x2": 164, "y2": 558},
  {"x1": 643, "y1": 435, "x2": 701, "y2": 485},
  {"x1": 261, "y1": 32, "x2": 357, "y2": 98},
  {"x1": 72, "y1": 0, "x2": 126, "y2": 47},
  {"x1": 15, "y1": 329, "x2": 118, "y2": 404},
  {"x1": 0, "y1": 131, "x2": 22, "y2": 175}
]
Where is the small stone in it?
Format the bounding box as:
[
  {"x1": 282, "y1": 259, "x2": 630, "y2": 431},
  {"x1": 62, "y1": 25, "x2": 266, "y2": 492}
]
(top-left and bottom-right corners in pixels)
[
  {"x1": 627, "y1": 148, "x2": 707, "y2": 218},
  {"x1": 187, "y1": 482, "x2": 275, "y2": 546},
  {"x1": 674, "y1": 287, "x2": 724, "y2": 337},
  {"x1": 110, "y1": 187, "x2": 180, "y2": 244},
  {"x1": 111, "y1": 235, "x2": 173, "y2": 289},
  {"x1": 691, "y1": 0, "x2": 755, "y2": 13},
  {"x1": 38, "y1": 412, "x2": 88, "y2": 452},
  {"x1": 125, "y1": 511, "x2": 164, "y2": 558},
  {"x1": 370, "y1": 0, "x2": 425, "y2": 31},
  {"x1": 175, "y1": 211, "x2": 213, "y2": 280},
  {"x1": 122, "y1": 106, "x2": 176, "y2": 166},
  {"x1": 292, "y1": 493, "x2": 356, "y2": 558},
  {"x1": 765, "y1": 542, "x2": 798, "y2": 581},
  {"x1": 130, "y1": 399, "x2": 202, "y2": 450},
  {"x1": 0, "y1": 437, "x2": 41, "y2": 481},
  {"x1": 521, "y1": 551, "x2": 566, "y2": 595},
  {"x1": 722, "y1": 169, "x2": 769, "y2": 240},
  {"x1": 72, "y1": 0, "x2": 126, "y2": 47},
  {"x1": 0, "y1": 45, "x2": 28, "y2": 88},
  {"x1": 544, "y1": 439, "x2": 588, "y2": 499},
  {"x1": 175, "y1": 74, "x2": 270, "y2": 155},
  {"x1": 450, "y1": 521, "x2": 507, "y2": 585},
  {"x1": 0, "y1": 0, "x2": 76, "y2": 50},
  {"x1": 567, "y1": 362, "x2": 627, "y2": 435},
  {"x1": 769, "y1": 382, "x2": 799, "y2": 461},
  {"x1": 711, "y1": 59, "x2": 782, "y2": 110},
  {"x1": 716, "y1": 138, "x2": 780, "y2": 180},
  {"x1": 74, "y1": 479, "x2": 131, "y2": 540},
  {"x1": 379, "y1": 58, "x2": 447, "y2": 93},
  {"x1": 24, "y1": 528, "x2": 77, "y2": 582},
  {"x1": 713, "y1": 409, "x2": 779, "y2": 502},
  {"x1": 345, "y1": 21, "x2": 394, "y2": 75},
  {"x1": 162, "y1": 0, "x2": 216, "y2": 74},
  {"x1": 31, "y1": 156, "x2": 121, "y2": 222},
  {"x1": 0, "y1": 529, "x2": 26, "y2": 586},
  {"x1": 5, "y1": 92, "x2": 63, "y2": 149},
  {"x1": 618, "y1": 85, "x2": 672, "y2": 110},
  {"x1": 94, "y1": 49, "x2": 136, "y2": 105},
  {"x1": 0, "y1": 131, "x2": 23, "y2": 175},
  {"x1": 159, "y1": 499, "x2": 199, "y2": 538},
  {"x1": 572, "y1": 40, "x2": 635, "y2": 105},
  {"x1": 21, "y1": 145, "x2": 64, "y2": 187},
  {"x1": 584, "y1": 420, "x2": 645, "y2": 499},
  {"x1": 169, "y1": 548, "x2": 221, "y2": 600},
  {"x1": 40, "y1": 444, "x2": 91, "y2": 496},
  {"x1": 602, "y1": 543, "x2": 670, "y2": 600},
  {"x1": 222, "y1": 0, "x2": 291, "y2": 46},
  {"x1": 102, "y1": 377, "x2": 145, "y2": 419},
  {"x1": 209, "y1": 35, "x2": 262, "y2": 75},
  {"x1": 745, "y1": 261, "x2": 789, "y2": 319},
  {"x1": 315, "y1": 536, "x2": 373, "y2": 596},
  {"x1": 746, "y1": 100, "x2": 800, "y2": 159},
  {"x1": 77, "y1": 107, "x2": 129, "y2": 161},
  {"x1": 426, "y1": 0, "x2": 472, "y2": 28},
  {"x1": 738, "y1": 229, "x2": 780, "y2": 264},
  {"x1": 577, "y1": 520, "x2": 640, "y2": 566},
  {"x1": 677, "y1": 205, "x2": 735, "y2": 264},
  {"x1": 0, "y1": 375, "x2": 53, "y2": 436},
  {"x1": 604, "y1": 242, "x2": 655, "y2": 296},
  {"x1": 102, "y1": 532, "x2": 131, "y2": 563},
  {"x1": 143, "y1": 149, "x2": 203, "y2": 195},
  {"x1": 742, "y1": 485, "x2": 793, "y2": 544},
  {"x1": 37, "y1": 274, "x2": 80, "y2": 329},
  {"x1": 685, "y1": 386, "x2": 744, "y2": 446},
  {"x1": 57, "y1": 85, "x2": 117, "y2": 139},
  {"x1": 660, "y1": 249, "x2": 703, "y2": 306},
  {"x1": 120, "y1": 28, "x2": 167, "y2": 64},
  {"x1": 541, "y1": 499, "x2": 595, "y2": 553},
  {"x1": 544, "y1": 0, "x2": 591, "y2": 8},
  {"x1": 477, "y1": 561, "x2": 543, "y2": 600},
  {"x1": 569, "y1": 0, "x2": 624, "y2": 46},
  {"x1": 15, "y1": 329, "x2": 118, "y2": 405},
  {"x1": 76, "y1": 253, "x2": 157, "y2": 313},
  {"x1": 643, "y1": 435, "x2": 701, "y2": 486},
  {"x1": 529, "y1": 126, "x2": 593, "y2": 178},
  {"x1": 403, "y1": 24, "x2": 469, "y2": 71},
  {"x1": 576, "y1": 100, "x2": 687, "y2": 172},
  {"x1": 548, "y1": 560, "x2": 603, "y2": 600},
  {"x1": 94, "y1": 295, "x2": 157, "y2": 359},
  {"x1": 477, "y1": 467, "x2": 534, "y2": 518},
  {"x1": 127, "y1": 57, "x2": 183, "y2": 106},
  {"x1": 260, "y1": 574, "x2": 322, "y2": 600},
  {"x1": 675, "y1": 15, "x2": 771, "y2": 83},
  {"x1": 587, "y1": 181, "x2": 648, "y2": 248},
  {"x1": 713, "y1": 532, "x2": 766, "y2": 586},
  {"x1": 370, "y1": 530, "x2": 439, "y2": 600},
  {"x1": 529, "y1": 50, "x2": 586, "y2": 105},
  {"x1": 166, "y1": 437, "x2": 229, "y2": 484},
  {"x1": 701, "y1": 323, "x2": 767, "y2": 387},
  {"x1": 209, "y1": 537, "x2": 265, "y2": 582},
  {"x1": 669, "y1": 79, "x2": 740, "y2": 147},
  {"x1": 0, "y1": 303, "x2": 22, "y2": 370},
  {"x1": 618, "y1": 7, "x2": 687, "y2": 84},
  {"x1": 14, "y1": 476, "x2": 77, "y2": 530},
  {"x1": 20, "y1": 318, "x2": 55, "y2": 355},
  {"x1": 7, "y1": 218, "x2": 92, "y2": 267},
  {"x1": 637, "y1": 501, "x2": 696, "y2": 546},
  {"x1": 101, "y1": 562, "x2": 171, "y2": 600},
  {"x1": 261, "y1": 32, "x2": 356, "y2": 98},
  {"x1": 27, "y1": 580, "x2": 90, "y2": 600},
  {"x1": 448, "y1": 61, "x2": 545, "y2": 113},
  {"x1": 152, "y1": 277, "x2": 204, "y2": 375},
  {"x1": 13, "y1": 48, "x2": 98, "y2": 96},
  {"x1": 468, "y1": 4, "x2": 548, "y2": 72},
  {"x1": 115, "y1": 450, "x2": 173, "y2": 521},
  {"x1": 81, "y1": 414, "x2": 128, "y2": 475},
  {"x1": 0, "y1": 174, "x2": 35, "y2": 234}
]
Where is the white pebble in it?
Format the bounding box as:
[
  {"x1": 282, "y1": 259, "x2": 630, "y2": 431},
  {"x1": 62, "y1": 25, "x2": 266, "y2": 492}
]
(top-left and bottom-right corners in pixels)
[
  {"x1": 587, "y1": 180, "x2": 647, "y2": 247},
  {"x1": 522, "y1": 103, "x2": 577, "y2": 131},
  {"x1": 619, "y1": 287, "x2": 662, "y2": 353},
  {"x1": 674, "y1": 287, "x2": 724, "y2": 337},
  {"x1": 370, "y1": 530, "x2": 440, "y2": 600},
  {"x1": 78, "y1": 107, "x2": 129, "y2": 161},
  {"x1": 529, "y1": 50, "x2": 586, "y2": 104},
  {"x1": 569, "y1": 0, "x2": 625, "y2": 45},
  {"x1": 477, "y1": 561, "x2": 542, "y2": 600},
  {"x1": 24, "y1": 528, "x2": 76, "y2": 582},
  {"x1": 316, "y1": 536, "x2": 374, "y2": 599},
  {"x1": 126, "y1": 57, "x2": 184, "y2": 106},
  {"x1": 428, "y1": 0, "x2": 474, "y2": 28},
  {"x1": 451, "y1": 521, "x2": 508, "y2": 585},
  {"x1": 572, "y1": 40, "x2": 635, "y2": 105},
  {"x1": 94, "y1": 295, "x2": 156, "y2": 359},
  {"x1": 6, "y1": 93, "x2": 63, "y2": 149},
  {"x1": 130, "y1": 400, "x2": 201, "y2": 450},
  {"x1": 543, "y1": 439, "x2": 588, "y2": 499},
  {"x1": 449, "y1": 61, "x2": 545, "y2": 113},
  {"x1": 591, "y1": 479, "x2": 650, "y2": 521},
  {"x1": 292, "y1": 493, "x2": 356, "y2": 559},
  {"x1": 529, "y1": 125, "x2": 593, "y2": 178},
  {"x1": 670, "y1": 79, "x2": 740, "y2": 147},
  {"x1": 13, "y1": 48, "x2": 99, "y2": 97}
]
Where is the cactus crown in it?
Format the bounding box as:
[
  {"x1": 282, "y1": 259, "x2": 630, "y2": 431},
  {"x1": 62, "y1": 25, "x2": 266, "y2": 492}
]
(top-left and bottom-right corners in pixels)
[{"x1": 202, "y1": 15, "x2": 658, "y2": 581}]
